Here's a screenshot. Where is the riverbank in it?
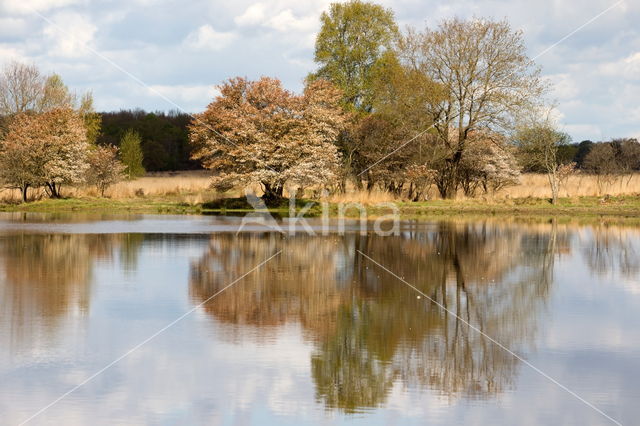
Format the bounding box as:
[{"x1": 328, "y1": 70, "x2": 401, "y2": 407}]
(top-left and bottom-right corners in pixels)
[{"x1": 2, "y1": 194, "x2": 640, "y2": 219}]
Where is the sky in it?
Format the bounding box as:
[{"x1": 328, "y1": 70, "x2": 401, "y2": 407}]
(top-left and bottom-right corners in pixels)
[{"x1": 0, "y1": 0, "x2": 638, "y2": 142}]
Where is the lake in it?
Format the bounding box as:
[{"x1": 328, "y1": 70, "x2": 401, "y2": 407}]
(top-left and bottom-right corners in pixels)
[{"x1": 0, "y1": 213, "x2": 638, "y2": 425}]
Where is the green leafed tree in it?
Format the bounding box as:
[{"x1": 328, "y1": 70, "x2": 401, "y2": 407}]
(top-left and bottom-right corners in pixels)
[
  {"x1": 78, "y1": 92, "x2": 102, "y2": 144},
  {"x1": 119, "y1": 129, "x2": 145, "y2": 179},
  {"x1": 309, "y1": 0, "x2": 399, "y2": 112},
  {"x1": 39, "y1": 73, "x2": 75, "y2": 112}
]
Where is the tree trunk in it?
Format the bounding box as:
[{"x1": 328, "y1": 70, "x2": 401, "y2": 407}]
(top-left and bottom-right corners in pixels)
[
  {"x1": 262, "y1": 182, "x2": 284, "y2": 206},
  {"x1": 366, "y1": 177, "x2": 375, "y2": 192},
  {"x1": 548, "y1": 170, "x2": 559, "y2": 204},
  {"x1": 439, "y1": 151, "x2": 463, "y2": 199},
  {"x1": 21, "y1": 185, "x2": 29, "y2": 203},
  {"x1": 46, "y1": 182, "x2": 61, "y2": 198}
]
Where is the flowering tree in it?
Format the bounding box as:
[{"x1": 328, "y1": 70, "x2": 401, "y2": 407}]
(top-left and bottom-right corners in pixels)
[
  {"x1": 0, "y1": 119, "x2": 47, "y2": 201},
  {"x1": 458, "y1": 132, "x2": 520, "y2": 196},
  {"x1": 0, "y1": 108, "x2": 89, "y2": 200},
  {"x1": 190, "y1": 77, "x2": 347, "y2": 202},
  {"x1": 86, "y1": 145, "x2": 125, "y2": 196}
]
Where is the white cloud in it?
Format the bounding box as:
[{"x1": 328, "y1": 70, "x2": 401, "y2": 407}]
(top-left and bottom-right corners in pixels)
[
  {"x1": 0, "y1": 0, "x2": 81, "y2": 14},
  {"x1": 42, "y1": 12, "x2": 97, "y2": 58},
  {"x1": 600, "y1": 51, "x2": 640, "y2": 80},
  {"x1": 564, "y1": 124, "x2": 602, "y2": 141},
  {"x1": 266, "y1": 9, "x2": 317, "y2": 33},
  {"x1": 183, "y1": 25, "x2": 236, "y2": 51},
  {"x1": 0, "y1": 44, "x2": 26, "y2": 64},
  {"x1": 546, "y1": 73, "x2": 579, "y2": 100},
  {"x1": 234, "y1": 3, "x2": 267, "y2": 27},
  {"x1": 0, "y1": 17, "x2": 28, "y2": 37},
  {"x1": 234, "y1": 2, "x2": 326, "y2": 33},
  {"x1": 146, "y1": 84, "x2": 220, "y2": 110}
]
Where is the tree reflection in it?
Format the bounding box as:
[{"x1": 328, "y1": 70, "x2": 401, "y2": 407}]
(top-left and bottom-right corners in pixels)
[
  {"x1": 189, "y1": 222, "x2": 565, "y2": 411},
  {"x1": 582, "y1": 226, "x2": 640, "y2": 278},
  {"x1": 0, "y1": 233, "x2": 144, "y2": 352}
]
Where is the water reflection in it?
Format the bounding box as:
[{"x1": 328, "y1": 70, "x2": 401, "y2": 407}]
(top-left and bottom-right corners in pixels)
[
  {"x1": 582, "y1": 226, "x2": 640, "y2": 278},
  {"x1": 189, "y1": 222, "x2": 569, "y2": 412},
  {"x1": 0, "y1": 233, "x2": 150, "y2": 355},
  {"x1": 1, "y1": 218, "x2": 638, "y2": 424}
]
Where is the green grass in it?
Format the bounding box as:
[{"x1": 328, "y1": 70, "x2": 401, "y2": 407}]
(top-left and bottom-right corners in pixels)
[
  {"x1": 394, "y1": 195, "x2": 640, "y2": 217},
  {"x1": 2, "y1": 194, "x2": 640, "y2": 219},
  {"x1": 0, "y1": 196, "x2": 294, "y2": 216}
]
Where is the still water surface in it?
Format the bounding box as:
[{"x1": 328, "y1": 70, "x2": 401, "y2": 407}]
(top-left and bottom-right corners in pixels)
[{"x1": 0, "y1": 214, "x2": 638, "y2": 425}]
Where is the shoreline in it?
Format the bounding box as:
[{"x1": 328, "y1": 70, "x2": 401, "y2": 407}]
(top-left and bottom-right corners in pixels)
[{"x1": 1, "y1": 195, "x2": 640, "y2": 219}]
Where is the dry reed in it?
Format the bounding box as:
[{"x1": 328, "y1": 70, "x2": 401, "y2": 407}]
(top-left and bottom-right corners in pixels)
[{"x1": 2, "y1": 172, "x2": 640, "y2": 204}]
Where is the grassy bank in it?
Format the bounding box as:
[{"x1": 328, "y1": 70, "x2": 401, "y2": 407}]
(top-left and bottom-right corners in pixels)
[
  {"x1": 2, "y1": 194, "x2": 640, "y2": 219},
  {"x1": 394, "y1": 195, "x2": 640, "y2": 217},
  {"x1": 2, "y1": 171, "x2": 640, "y2": 218}
]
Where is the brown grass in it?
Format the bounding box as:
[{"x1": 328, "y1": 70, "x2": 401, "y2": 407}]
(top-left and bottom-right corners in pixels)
[
  {"x1": 498, "y1": 173, "x2": 640, "y2": 199},
  {"x1": 327, "y1": 188, "x2": 397, "y2": 204},
  {"x1": 2, "y1": 171, "x2": 640, "y2": 205},
  {"x1": 0, "y1": 170, "x2": 214, "y2": 203},
  {"x1": 328, "y1": 173, "x2": 640, "y2": 204}
]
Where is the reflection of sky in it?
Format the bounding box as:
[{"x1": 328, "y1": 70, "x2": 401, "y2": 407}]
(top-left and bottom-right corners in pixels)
[{"x1": 0, "y1": 221, "x2": 639, "y2": 425}]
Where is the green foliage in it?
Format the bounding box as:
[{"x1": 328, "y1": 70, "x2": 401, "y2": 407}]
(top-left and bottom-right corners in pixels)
[
  {"x1": 574, "y1": 140, "x2": 594, "y2": 168},
  {"x1": 557, "y1": 144, "x2": 578, "y2": 165},
  {"x1": 369, "y1": 51, "x2": 443, "y2": 128},
  {"x1": 514, "y1": 125, "x2": 571, "y2": 173},
  {"x1": 79, "y1": 93, "x2": 102, "y2": 144},
  {"x1": 310, "y1": 0, "x2": 399, "y2": 112},
  {"x1": 98, "y1": 110, "x2": 195, "y2": 171},
  {"x1": 119, "y1": 129, "x2": 145, "y2": 179},
  {"x1": 40, "y1": 74, "x2": 75, "y2": 111}
]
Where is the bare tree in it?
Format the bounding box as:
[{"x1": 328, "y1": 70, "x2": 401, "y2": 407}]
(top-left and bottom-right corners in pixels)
[
  {"x1": 583, "y1": 142, "x2": 619, "y2": 195},
  {"x1": 0, "y1": 62, "x2": 89, "y2": 118},
  {"x1": 582, "y1": 139, "x2": 640, "y2": 194},
  {"x1": 514, "y1": 121, "x2": 571, "y2": 204},
  {"x1": 400, "y1": 18, "x2": 546, "y2": 198},
  {"x1": 0, "y1": 61, "x2": 44, "y2": 115}
]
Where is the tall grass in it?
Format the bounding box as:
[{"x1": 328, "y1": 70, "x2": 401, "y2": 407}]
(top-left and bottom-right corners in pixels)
[
  {"x1": 499, "y1": 173, "x2": 640, "y2": 199},
  {"x1": 0, "y1": 171, "x2": 213, "y2": 203},
  {"x1": 2, "y1": 172, "x2": 640, "y2": 204}
]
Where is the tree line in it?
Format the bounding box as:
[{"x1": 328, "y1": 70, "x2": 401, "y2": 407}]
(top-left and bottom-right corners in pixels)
[
  {"x1": 98, "y1": 109, "x2": 198, "y2": 171},
  {"x1": 191, "y1": 0, "x2": 639, "y2": 204},
  {"x1": 1, "y1": 0, "x2": 638, "y2": 204}
]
